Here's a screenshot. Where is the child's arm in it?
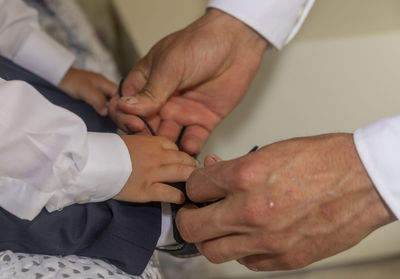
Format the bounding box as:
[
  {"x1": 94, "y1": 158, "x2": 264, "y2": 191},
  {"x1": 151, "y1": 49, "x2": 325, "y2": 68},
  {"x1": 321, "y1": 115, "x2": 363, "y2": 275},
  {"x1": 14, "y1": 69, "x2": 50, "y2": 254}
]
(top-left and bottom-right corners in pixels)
[
  {"x1": 114, "y1": 135, "x2": 198, "y2": 204},
  {"x1": 59, "y1": 67, "x2": 117, "y2": 116}
]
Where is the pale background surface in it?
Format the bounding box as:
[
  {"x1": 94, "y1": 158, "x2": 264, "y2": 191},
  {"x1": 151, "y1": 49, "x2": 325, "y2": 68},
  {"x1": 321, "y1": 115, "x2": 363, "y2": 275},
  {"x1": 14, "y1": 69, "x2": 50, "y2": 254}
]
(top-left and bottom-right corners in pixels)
[{"x1": 86, "y1": 0, "x2": 400, "y2": 278}]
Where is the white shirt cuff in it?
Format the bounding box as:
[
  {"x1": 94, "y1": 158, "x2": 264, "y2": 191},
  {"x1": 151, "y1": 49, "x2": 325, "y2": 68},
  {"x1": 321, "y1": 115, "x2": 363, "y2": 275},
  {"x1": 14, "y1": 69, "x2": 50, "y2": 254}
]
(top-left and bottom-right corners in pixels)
[
  {"x1": 45, "y1": 132, "x2": 132, "y2": 213},
  {"x1": 13, "y1": 29, "x2": 75, "y2": 85},
  {"x1": 354, "y1": 115, "x2": 400, "y2": 220},
  {"x1": 207, "y1": 0, "x2": 314, "y2": 49}
]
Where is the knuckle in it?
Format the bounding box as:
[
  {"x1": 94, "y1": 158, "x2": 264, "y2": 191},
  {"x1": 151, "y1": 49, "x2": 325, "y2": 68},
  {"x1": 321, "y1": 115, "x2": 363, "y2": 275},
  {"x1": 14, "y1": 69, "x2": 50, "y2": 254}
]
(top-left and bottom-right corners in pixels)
[
  {"x1": 200, "y1": 243, "x2": 226, "y2": 264},
  {"x1": 231, "y1": 161, "x2": 260, "y2": 191},
  {"x1": 176, "y1": 216, "x2": 197, "y2": 243}
]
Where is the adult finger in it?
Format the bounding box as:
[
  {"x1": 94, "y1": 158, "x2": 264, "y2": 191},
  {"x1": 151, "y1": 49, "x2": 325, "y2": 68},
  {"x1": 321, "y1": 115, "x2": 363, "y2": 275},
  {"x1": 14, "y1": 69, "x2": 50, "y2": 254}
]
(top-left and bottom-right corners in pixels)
[
  {"x1": 179, "y1": 125, "x2": 211, "y2": 155},
  {"x1": 120, "y1": 57, "x2": 182, "y2": 117},
  {"x1": 198, "y1": 234, "x2": 266, "y2": 264},
  {"x1": 157, "y1": 119, "x2": 183, "y2": 143},
  {"x1": 237, "y1": 254, "x2": 282, "y2": 272},
  {"x1": 204, "y1": 154, "x2": 223, "y2": 167},
  {"x1": 186, "y1": 166, "x2": 228, "y2": 203},
  {"x1": 121, "y1": 59, "x2": 150, "y2": 97},
  {"x1": 176, "y1": 200, "x2": 240, "y2": 243}
]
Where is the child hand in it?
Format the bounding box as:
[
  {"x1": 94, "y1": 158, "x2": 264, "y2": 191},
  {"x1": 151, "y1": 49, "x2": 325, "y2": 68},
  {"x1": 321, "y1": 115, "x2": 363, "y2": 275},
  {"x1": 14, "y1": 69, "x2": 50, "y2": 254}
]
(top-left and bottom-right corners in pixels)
[
  {"x1": 59, "y1": 67, "x2": 117, "y2": 116},
  {"x1": 114, "y1": 135, "x2": 198, "y2": 204}
]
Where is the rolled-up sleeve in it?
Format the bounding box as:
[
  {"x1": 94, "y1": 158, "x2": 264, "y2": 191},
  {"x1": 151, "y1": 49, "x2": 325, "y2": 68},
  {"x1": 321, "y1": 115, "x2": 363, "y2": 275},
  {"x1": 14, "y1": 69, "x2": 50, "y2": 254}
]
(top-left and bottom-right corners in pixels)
[
  {"x1": 0, "y1": 0, "x2": 74, "y2": 85},
  {"x1": 207, "y1": 0, "x2": 315, "y2": 49},
  {"x1": 0, "y1": 79, "x2": 131, "y2": 220}
]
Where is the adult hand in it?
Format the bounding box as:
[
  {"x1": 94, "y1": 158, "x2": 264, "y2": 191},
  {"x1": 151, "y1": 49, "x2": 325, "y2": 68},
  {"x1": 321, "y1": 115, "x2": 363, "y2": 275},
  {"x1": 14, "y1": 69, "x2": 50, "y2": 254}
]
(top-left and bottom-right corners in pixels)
[
  {"x1": 176, "y1": 133, "x2": 395, "y2": 271},
  {"x1": 110, "y1": 8, "x2": 267, "y2": 155},
  {"x1": 59, "y1": 67, "x2": 117, "y2": 116}
]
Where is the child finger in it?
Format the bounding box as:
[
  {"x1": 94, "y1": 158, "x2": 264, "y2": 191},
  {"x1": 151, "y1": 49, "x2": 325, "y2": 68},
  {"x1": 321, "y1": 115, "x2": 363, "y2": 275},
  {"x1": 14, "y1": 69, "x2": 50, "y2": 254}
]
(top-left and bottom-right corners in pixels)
[
  {"x1": 150, "y1": 183, "x2": 186, "y2": 204},
  {"x1": 80, "y1": 87, "x2": 109, "y2": 116},
  {"x1": 94, "y1": 75, "x2": 118, "y2": 97},
  {"x1": 157, "y1": 164, "x2": 196, "y2": 183},
  {"x1": 155, "y1": 136, "x2": 179, "y2": 151},
  {"x1": 162, "y1": 150, "x2": 198, "y2": 167},
  {"x1": 114, "y1": 111, "x2": 145, "y2": 133}
]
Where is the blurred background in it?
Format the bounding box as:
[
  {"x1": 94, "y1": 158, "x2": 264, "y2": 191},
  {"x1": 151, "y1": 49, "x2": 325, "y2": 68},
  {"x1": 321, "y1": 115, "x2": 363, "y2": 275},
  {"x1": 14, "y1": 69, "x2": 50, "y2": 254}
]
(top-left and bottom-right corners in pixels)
[{"x1": 43, "y1": 0, "x2": 400, "y2": 278}]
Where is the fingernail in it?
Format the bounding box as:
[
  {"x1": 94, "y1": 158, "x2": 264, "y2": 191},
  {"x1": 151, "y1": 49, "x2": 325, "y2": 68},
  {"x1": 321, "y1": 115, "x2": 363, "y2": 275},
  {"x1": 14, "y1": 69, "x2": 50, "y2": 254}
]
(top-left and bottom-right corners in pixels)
[
  {"x1": 122, "y1": 96, "x2": 139, "y2": 104},
  {"x1": 208, "y1": 154, "x2": 222, "y2": 162},
  {"x1": 204, "y1": 154, "x2": 222, "y2": 167},
  {"x1": 195, "y1": 160, "x2": 200, "y2": 167}
]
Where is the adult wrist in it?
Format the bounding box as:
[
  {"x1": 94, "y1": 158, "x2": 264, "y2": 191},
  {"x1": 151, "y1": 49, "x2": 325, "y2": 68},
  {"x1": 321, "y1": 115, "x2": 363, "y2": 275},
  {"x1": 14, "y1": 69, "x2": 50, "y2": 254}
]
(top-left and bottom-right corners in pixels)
[
  {"x1": 196, "y1": 8, "x2": 268, "y2": 53},
  {"x1": 348, "y1": 134, "x2": 396, "y2": 230}
]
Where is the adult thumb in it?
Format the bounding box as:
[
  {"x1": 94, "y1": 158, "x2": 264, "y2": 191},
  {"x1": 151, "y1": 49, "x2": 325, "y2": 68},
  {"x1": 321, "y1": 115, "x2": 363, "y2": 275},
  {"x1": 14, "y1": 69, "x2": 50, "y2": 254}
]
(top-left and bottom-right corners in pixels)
[{"x1": 119, "y1": 63, "x2": 181, "y2": 117}]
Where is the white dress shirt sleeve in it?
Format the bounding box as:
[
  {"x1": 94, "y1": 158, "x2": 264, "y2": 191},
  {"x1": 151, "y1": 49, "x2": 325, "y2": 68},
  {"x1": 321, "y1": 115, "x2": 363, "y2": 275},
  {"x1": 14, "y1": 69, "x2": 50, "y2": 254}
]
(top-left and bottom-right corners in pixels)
[
  {"x1": 0, "y1": 78, "x2": 132, "y2": 220},
  {"x1": 354, "y1": 116, "x2": 400, "y2": 220},
  {"x1": 207, "y1": 0, "x2": 315, "y2": 49},
  {"x1": 0, "y1": 0, "x2": 75, "y2": 85}
]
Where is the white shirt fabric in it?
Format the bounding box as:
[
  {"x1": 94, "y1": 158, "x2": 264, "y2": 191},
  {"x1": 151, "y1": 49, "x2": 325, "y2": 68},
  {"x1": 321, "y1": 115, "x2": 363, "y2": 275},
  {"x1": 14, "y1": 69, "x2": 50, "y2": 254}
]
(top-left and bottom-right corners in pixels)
[
  {"x1": 0, "y1": 78, "x2": 131, "y2": 220},
  {"x1": 0, "y1": 0, "x2": 132, "y2": 221},
  {"x1": 0, "y1": 2, "x2": 159, "y2": 278},
  {"x1": 209, "y1": 0, "x2": 400, "y2": 220},
  {"x1": 207, "y1": 0, "x2": 315, "y2": 49},
  {"x1": 354, "y1": 117, "x2": 400, "y2": 220},
  {"x1": 0, "y1": 0, "x2": 74, "y2": 85}
]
